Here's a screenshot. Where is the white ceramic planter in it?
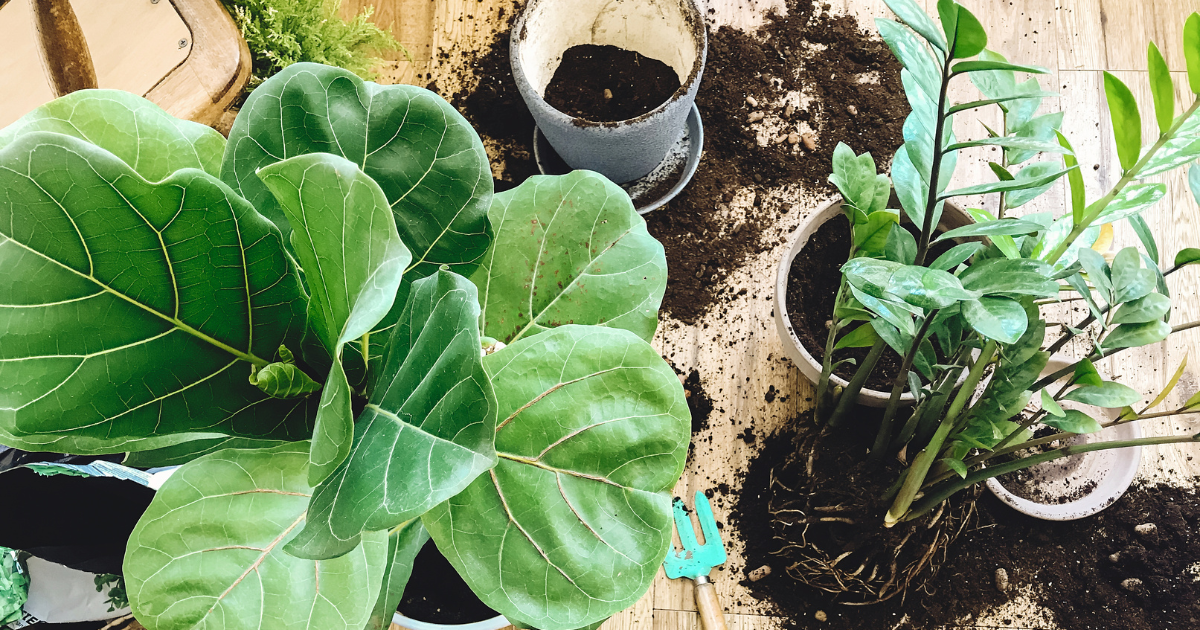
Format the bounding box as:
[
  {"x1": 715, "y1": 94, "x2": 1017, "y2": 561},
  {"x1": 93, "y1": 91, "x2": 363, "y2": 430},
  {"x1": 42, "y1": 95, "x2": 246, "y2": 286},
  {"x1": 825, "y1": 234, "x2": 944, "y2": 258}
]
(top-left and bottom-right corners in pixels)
[
  {"x1": 392, "y1": 613, "x2": 509, "y2": 630},
  {"x1": 986, "y1": 356, "x2": 1142, "y2": 521},
  {"x1": 773, "y1": 199, "x2": 972, "y2": 407},
  {"x1": 511, "y1": 0, "x2": 707, "y2": 183}
]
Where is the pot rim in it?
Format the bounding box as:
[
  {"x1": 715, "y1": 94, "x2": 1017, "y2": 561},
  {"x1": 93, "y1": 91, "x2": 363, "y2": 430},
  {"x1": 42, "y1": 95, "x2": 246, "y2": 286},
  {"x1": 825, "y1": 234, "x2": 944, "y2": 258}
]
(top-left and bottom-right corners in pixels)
[
  {"x1": 392, "y1": 612, "x2": 510, "y2": 630},
  {"x1": 510, "y1": 0, "x2": 708, "y2": 128},
  {"x1": 985, "y1": 355, "x2": 1143, "y2": 521}
]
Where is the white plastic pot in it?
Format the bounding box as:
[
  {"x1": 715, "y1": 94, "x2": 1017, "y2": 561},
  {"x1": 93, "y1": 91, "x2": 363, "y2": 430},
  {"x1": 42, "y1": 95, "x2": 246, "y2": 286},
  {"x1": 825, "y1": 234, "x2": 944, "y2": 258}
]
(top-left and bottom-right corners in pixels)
[
  {"x1": 773, "y1": 199, "x2": 972, "y2": 407},
  {"x1": 986, "y1": 355, "x2": 1142, "y2": 520},
  {"x1": 392, "y1": 612, "x2": 509, "y2": 630}
]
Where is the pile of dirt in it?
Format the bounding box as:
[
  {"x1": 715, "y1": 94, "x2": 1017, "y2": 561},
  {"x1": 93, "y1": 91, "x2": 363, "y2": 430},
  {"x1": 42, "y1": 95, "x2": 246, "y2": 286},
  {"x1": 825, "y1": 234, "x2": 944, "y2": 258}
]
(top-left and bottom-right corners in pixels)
[
  {"x1": 544, "y1": 44, "x2": 682, "y2": 122},
  {"x1": 448, "y1": 0, "x2": 910, "y2": 323},
  {"x1": 732, "y1": 425, "x2": 1200, "y2": 630}
]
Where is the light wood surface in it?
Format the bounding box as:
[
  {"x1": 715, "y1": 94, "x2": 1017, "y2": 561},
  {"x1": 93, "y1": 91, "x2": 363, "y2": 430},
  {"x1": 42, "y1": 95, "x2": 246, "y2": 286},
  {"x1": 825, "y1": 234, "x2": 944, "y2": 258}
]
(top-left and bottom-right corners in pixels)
[
  {"x1": 0, "y1": 0, "x2": 249, "y2": 128},
  {"x1": 368, "y1": 1, "x2": 1200, "y2": 630}
]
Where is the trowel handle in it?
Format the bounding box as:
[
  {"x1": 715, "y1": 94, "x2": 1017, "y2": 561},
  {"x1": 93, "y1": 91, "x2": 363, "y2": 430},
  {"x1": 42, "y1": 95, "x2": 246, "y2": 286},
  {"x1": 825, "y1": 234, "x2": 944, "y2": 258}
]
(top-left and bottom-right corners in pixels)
[{"x1": 693, "y1": 576, "x2": 728, "y2": 630}]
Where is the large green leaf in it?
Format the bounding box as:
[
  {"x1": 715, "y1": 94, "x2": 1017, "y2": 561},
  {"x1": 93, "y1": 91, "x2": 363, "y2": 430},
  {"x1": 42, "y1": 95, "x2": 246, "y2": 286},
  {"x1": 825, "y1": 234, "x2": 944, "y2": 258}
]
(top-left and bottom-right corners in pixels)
[
  {"x1": 877, "y1": 19, "x2": 943, "y2": 100},
  {"x1": 0, "y1": 90, "x2": 224, "y2": 181},
  {"x1": 0, "y1": 132, "x2": 312, "y2": 454},
  {"x1": 423, "y1": 325, "x2": 689, "y2": 630},
  {"x1": 1005, "y1": 161, "x2": 1065, "y2": 207},
  {"x1": 367, "y1": 521, "x2": 429, "y2": 630},
  {"x1": 1137, "y1": 137, "x2": 1200, "y2": 177},
  {"x1": 843, "y1": 258, "x2": 979, "y2": 310},
  {"x1": 1111, "y1": 292, "x2": 1171, "y2": 325},
  {"x1": 1064, "y1": 382, "x2": 1142, "y2": 408},
  {"x1": 830, "y1": 142, "x2": 882, "y2": 210},
  {"x1": 123, "y1": 436, "x2": 291, "y2": 468},
  {"x1": 472, "y1": 171, "x2": 666, "y2": 345},
  {"x1": 1041, "y1": 409, "x2": 1103, "y2": 434},
  {"x1": 962, "y1": 296, "x2": 1027, "y2": 343},
  {"x1": 935, "y1": 217, "x2": 1044, "y2": 241},
  {"x1": 1185, "y1": 14, "x2": 1200, "y2": 94},
  {"x1": 1094, "y1": 183, "x2": 1166, "y2": 224},
  {"x1": 1104, "y1": 72, "x2": 1142, "y2": 172},
  {"x1": 286, "y1": 270, "x2": 496, "y2": 560},
  {"x1": 258, "y1": 152, "x2": 412, "y2": 485},
  {"x1": 882, "y1": 0, "x2": 947, "y2": 53},
  {"x1": 124, "y1": 443, "x2": 388, "y2": 630},
  {"x1": 1102, "y1": 320, "x2": 1171, "y2": 349},
  {"x1": 1148, "y1": 42, "x2": 1175, "y2": 135},
  {"x1": 950, "y1": 4, "x2": 987, "y2": 59},
  {"x1": 222, "y1": 62, "x2": 492, "y2": 319},
  {"x1": 958, "y1": 258, "x2": 1058, "y2": 297}
]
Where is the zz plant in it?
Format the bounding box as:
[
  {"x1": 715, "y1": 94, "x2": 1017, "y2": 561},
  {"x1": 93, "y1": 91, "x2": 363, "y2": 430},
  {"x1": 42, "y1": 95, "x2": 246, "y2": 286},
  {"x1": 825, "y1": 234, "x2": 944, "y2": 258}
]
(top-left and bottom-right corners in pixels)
[
  {"x1": 813, "y1": 0, "x2": 1200, "y2": 527},
  {"x1": 0, "y1": 63, "x2": 689, "y2": 630}
]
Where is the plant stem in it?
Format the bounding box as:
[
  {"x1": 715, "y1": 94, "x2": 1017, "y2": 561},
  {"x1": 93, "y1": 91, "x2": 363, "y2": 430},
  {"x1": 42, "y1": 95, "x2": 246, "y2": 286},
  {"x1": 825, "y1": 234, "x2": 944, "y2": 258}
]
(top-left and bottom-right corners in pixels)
[
  {"x1": 913, "y1": 54, "x2": 957, "y2": 267},
  {"x1": 1044, "y1": 98, "x2": 1200, "y2": 265},
  {"x1": 870, "y1": 311, "x2": 939, "y2": 461},
  {"x1": 1107, "y1": 407, "x2": 1200, "y2": 424},
  {"x1": 904, "y1": 432, "x2": 1200, "y2": 521},
  {"x1": 1032, "y1": 319, "x2": 1200, "y2": 393},
  {"x1": 816, "y1": 280, "x2": 849, "y2": 422},
  {"x1": 884, "y1": 340, "x2": 998, "y2": 527},
  {"x1": 827, "y1": 338, "x2": 887, "y2": 429}
]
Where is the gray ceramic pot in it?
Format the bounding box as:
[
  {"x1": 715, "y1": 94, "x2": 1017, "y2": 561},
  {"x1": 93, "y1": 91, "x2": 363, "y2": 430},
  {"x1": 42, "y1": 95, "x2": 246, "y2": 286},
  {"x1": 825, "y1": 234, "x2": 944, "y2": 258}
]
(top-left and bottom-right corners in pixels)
[{"x1": 510, "y1": 0, "x2": 707, "y2": 184}]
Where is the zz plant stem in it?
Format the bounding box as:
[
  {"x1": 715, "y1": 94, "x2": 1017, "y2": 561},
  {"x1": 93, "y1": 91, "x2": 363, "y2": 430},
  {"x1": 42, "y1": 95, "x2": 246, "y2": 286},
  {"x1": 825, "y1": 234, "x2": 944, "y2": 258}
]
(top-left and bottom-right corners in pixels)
[
  {"x1": 870, "y1": 310, "x2": 940, "y2": 461},
  {"x1": 826, "y1": 337, "x2": 888, "y2": 428}
]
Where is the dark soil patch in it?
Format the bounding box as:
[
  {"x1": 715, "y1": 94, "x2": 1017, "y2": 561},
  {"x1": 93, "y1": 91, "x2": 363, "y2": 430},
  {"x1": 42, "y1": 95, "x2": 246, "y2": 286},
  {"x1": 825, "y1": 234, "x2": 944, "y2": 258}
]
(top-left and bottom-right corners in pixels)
[
  {"x1": 544, "y1": 44, "x2": 681, "y2": 122},
  {"x1": 732, "y1": 423, "x2": 1200, "y2": 630},
  {"x1": 644, "y1": 1, "x2": 910, "y2": 324},
  {"x1": 398, "y1": 539, "x2": 498, "y2": 624},
  {"x1": 446, "y1": 0, "x2": 910, "y2": 323},
  {"x1": 684, "y1": 369, "x2": 715, "y2": 434}
]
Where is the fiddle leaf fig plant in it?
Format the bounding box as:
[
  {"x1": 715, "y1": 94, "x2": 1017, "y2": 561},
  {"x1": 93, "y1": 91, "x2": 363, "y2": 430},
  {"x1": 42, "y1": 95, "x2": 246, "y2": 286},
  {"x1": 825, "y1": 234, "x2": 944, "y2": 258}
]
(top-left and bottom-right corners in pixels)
[
  {"x1": 0, "y1": 63, "x2": 686, "y2": 630},
  {"x1": 810, "y1": 0, "x2": 1200, "y2": 531}
]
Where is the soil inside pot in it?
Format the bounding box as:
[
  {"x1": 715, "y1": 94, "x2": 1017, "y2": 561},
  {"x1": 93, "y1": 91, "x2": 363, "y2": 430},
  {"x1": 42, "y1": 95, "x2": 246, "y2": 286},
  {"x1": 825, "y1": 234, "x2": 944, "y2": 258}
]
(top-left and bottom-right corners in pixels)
[
  {"x1": 398, "y1": 539, "x2": 499, "y2": 624},
  {"x1": 732, "y1": 421, "x2": 1200, "y2": 630},
  {"x1": 543, "y1": 44, "x2": 681, "y2": 123},
  {"x1": 783, "y1": 213, "x2": 953, "y2": 391}
]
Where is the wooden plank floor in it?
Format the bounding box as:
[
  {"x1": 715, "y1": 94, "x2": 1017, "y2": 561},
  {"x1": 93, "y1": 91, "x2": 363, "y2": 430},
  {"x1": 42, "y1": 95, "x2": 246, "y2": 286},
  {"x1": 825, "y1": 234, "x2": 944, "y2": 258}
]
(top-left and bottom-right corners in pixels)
[{"x1": 365, "y1": 1, "x2": 1200, "y2": 629}]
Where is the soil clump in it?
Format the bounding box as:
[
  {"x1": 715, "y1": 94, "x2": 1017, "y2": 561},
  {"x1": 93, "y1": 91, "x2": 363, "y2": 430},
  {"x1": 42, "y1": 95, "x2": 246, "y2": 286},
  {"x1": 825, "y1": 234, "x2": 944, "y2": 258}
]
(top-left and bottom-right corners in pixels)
[
  {"x1": 544, "y1": 45, "x2": 681, "y2": 122},
  {"x1": 398, "y1": 539, "x2": 498, "y2": 624}
]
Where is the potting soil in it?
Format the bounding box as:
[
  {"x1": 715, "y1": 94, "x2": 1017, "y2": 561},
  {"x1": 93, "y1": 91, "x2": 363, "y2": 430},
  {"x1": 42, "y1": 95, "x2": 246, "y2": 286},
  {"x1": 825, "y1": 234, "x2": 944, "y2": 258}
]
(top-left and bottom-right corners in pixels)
[{"x1": 543, "y1": 44, "x2": 681, "y2": 122}]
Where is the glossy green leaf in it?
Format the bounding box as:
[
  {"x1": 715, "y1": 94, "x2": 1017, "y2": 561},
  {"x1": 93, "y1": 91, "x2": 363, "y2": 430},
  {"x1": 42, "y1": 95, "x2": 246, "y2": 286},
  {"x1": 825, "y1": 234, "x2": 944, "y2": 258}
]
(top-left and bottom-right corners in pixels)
[
  {"x1": 1041, "y1": 409, "x2": 1103, "y2": 434},
  {"x1": 0, "y1": 90, "x2": 224, "y2": 181},
  {"x1": 1074, "y1": 359, "x2": 1105, "y2": 387},
  {"x1": 1128, "y1": 214, "x2": 1159, "y2": 264},
  {"x1": 942, "y1": 457, "x2": 969, "y2": 478},
  {"x1": 258, "y1": 152, "x2": 412, "y2": 485},
  {"x1": 367, "y1": 520, "x2": 429, "y2": 630},
  {"x1": 850, "y1": 284, "x2": 919, "y2": 336},
  {"x1": 835, "y1": 323, "x2": 881, "y2": 350},
  {"x1": 935, "y1": 217, "x2": 1044, "y2": 241},
  {"x1": 422, "y1": 325, "x2": 688, "y2": 630},
  {"x1": 471, "y1": 172, "x2": 665, "y2": 346},
  {"x1": 1077, "y1": 247, "x2": 1113, "y2": 297},
  {"x1": 1144, "y1": 355, "x2": 1188, "y2": 411},
  {"x1": 872, "y1": 318, "x2": 911, "y2": 356},
  {"x1": 951, "y1": 60, "x2": 1050, "y2": 75},
  {"x1": 1185, "y1": 14, "x2": 1200, "y2": 93},
  {"x1": 1137, "y1": 137, "x2": 1200, "y2": 177},
  {"x1": 948, "y1": 91, "x2": 1060, "y2": 115},
  {"x1": 830, "y1": 142, "x2": 881, "y2": 210},
  {"x1": 843, "y1": 258, "x2": 979, "y2": 309},
  {"x1": 1093, "y1": 183, "x2": 1166, "y2": 224},
  {"x1": 1041, "y1": 389, "x2": 1065, "y2": 417},
  {"x1": 877, "y1": 19, "x2": 943, "y2": 99},
  {"x1": 885, "y1": 223, "x2": 918, "y2": 264},
  {"x1": 1110, "y1": 247, "x2": 1156, "y2": 304},
  {"x1": 1174, "y1": 246, "x2": 1200, "y2": 268},
  {"x1": 250, "y1": 362, "x2": 322, "y2": 398},
  {"x1": 856, "y1": 209, "x2": 901, "y2": 254},
  {"x1": 989, "y1": 162, "x2": 1015, "y2": 181},
  {"x1": 882, "y1": 0, "x2": 948, "y2": 52},
  {"x1": 950, "y1": 5, "x2": 987, "y2": 59},
  {"x1": 1004, "y1": 162, "x2": 1062, "y2": 208},
  {"x1": 930, "y1": 242, "x2": 983, "y2": 271},
  {"x1": 1111, "y1": 292, "x2": 1171, "y2": 325},
  {"x1": 1104, "y1": 72, "x2": 1142, "y2": 172},
  {"x1": 968, "y1": 50, "x2": 1015, "y2": 100},
  {"x1": 959, "y1": 258, "x2": 1058, "y2": 297},
  {"x1": 1148, "y1": 43, "x2": 1175, "y2": 135},
  {"x1": 1064, "y1": 381, "x2": 1142, "y2": 408},
  {"x1": 1103, "y1": 320, "x2": 1172, "y2": 349},
  {"x1": 962, "y1": 296, "x2": 1027, "y2": 343},
  {"x1": 285, "y1": 270, "x2": 496, "y2": 560},
  {"x1": 1007, "y1": 112, "x2": 1065, "y2": 164},
  {"x1": 0, "y1": 132, "x2": 313, "y2": 454},
  {"x1": 122, "y1": 437, "x2": 290, "y2": 468},
  {"x1": 891, "y1": 146, "x2": 930, "y2": 227},
  {"x1": 222, "y1": 62, "x2": 492, "y2": 323},
  {"x1": 943, "y1": 136, "x2": 1068, "y2": 155},
  {"x1": 1053, "y1": 131, "x2": 1086, "y2": 225},
  {"x1": 125, "y1": 443, "x2": 388, "y2": 630}
]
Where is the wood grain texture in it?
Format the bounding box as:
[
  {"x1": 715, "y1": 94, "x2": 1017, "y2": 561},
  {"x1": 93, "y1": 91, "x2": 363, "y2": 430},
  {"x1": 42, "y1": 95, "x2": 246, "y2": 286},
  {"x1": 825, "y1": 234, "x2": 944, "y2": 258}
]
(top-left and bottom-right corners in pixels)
[{"x1": 360, "y1": 1, "x2": 1200, "y2": 629}]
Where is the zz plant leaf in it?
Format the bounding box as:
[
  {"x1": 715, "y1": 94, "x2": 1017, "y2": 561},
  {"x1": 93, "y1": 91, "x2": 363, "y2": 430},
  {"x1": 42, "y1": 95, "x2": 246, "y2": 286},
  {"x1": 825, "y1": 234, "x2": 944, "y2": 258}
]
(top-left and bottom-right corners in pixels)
[
  {"x1": 422, "y1": 325, "x2": 689, "y2": 630},
  {"x1": 0, "y1": 131, "x2": 313, "y2": 454},
  {"x1": 124, "y1": 443, "x2": 388, "y2": 630}
]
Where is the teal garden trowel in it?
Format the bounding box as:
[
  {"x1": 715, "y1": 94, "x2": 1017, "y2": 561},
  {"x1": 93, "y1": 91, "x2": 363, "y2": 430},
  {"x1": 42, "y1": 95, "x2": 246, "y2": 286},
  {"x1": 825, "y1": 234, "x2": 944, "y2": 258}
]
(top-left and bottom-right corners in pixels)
[{"x1": 664, "y1": 491, "x2": 729, "y2": 630}]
